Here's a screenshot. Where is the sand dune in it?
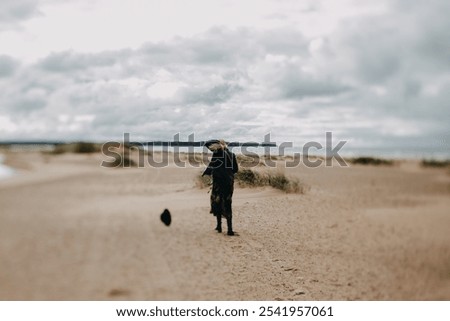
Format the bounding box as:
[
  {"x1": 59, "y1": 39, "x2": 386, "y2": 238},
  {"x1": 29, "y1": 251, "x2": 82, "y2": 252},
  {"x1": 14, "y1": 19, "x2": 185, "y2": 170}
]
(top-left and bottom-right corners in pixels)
[{"x1": 0, "y1": 151, "x2": 449, "y2": 300}]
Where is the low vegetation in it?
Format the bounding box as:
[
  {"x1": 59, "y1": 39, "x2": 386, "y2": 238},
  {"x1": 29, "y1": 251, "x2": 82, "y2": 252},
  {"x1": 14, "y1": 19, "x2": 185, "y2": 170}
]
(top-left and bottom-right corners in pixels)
[
  {"x1": 73, "y1": 142, "x2": 99, "y2": 153},
  {"x1": 421, "y1": 159, "x2": 450, "y2": 168},
  {"x1": 266, "y1": 171, "x2": 302, "y2": 193},
  {"x1": 47, "y1": 142, "x2": 100, "y2": 154},
  {"x1": 350, "y1": 157, "x2": 394, "y2": 166},
  {"x1": 196, "y1": 174, "x2": 212, "y2": 189},
  {"x1": 236, "y1": 154, "x2": 266, "y2": 167},
  {"x1": 197, "y1": 168, "x2": 306, "y2": 194},
  {"x1": 186, "y1": 153, "x2": 209, "y2": 165},
  {"x1": 102, "y1": 154, "x2": 136, "y2": 168}
]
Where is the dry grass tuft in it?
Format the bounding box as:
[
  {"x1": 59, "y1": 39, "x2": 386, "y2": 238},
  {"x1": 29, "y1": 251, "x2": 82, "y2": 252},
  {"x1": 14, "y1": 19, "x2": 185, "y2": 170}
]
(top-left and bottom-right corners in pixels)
[
  {"x1": 102, "y1": 154, "x2": 137, "y2": 168},
  {"x1": 350, "y1": 157, "x2": 393, "y2": 166},
  {"x1": 421, "y1": 159, "x2": 450, "y2": 168},
  {"x1": 198, "y1": 168, "x2": 306, "y2": 194},
  {"x1": 46, "y1": 142, "x2": 100, "y2": 154}
]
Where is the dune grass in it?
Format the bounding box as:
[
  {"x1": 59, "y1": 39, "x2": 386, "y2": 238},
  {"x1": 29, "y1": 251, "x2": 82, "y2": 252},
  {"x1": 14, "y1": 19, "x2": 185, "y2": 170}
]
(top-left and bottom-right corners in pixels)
[
  {"x1": 102, "y1": 154, "x2": 137, "y2": 168},
  {"x1": 236, "y1": 154, "x2": 266, "y2": 167},
  {"x1": 73, "y1": 142, "x2": 99, "y2": 153},
  {"x1": 350, "y1": 157, "x2": 394, "y2": 166},
  {"x1": 421, "y1": 159, "x2": 450, "y2": 168},
  {"x1": 196, "y1": 174, "x2": 212, "y2": 189},
  {"x1": 47, "y1": 142, "x2": 100, "y2": 154},
  {"x1": 46, "y1": 142, "x2": 136, "y2": 167},
  {"x1": 197, "y1": 168, "x2": 305, "y2": 194}
]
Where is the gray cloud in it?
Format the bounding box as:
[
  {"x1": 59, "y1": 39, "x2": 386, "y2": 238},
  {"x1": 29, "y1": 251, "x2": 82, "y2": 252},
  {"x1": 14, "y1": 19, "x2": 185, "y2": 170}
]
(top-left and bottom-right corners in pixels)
[
  {"x1": 300, "y1": 0, "x2": 450, "y2": 142},
  {"x1": 0, "y1": 0, "x2": 41, "y2": 30},
  {"x1": 181, "y1": 83, "x2": 243, "y2": 106},
  {"x1": 38, "y1": 50, "x2": 126, "y2": 73},
  {"x1": 259, "y1": 28, "x2": 308, "y2": 56},
  {"x1": 331, "y1": 2, "x2": 450, "y2": 86},
  {"x1": 277, "y1": 67, "x2": 351, "y2": 99},
  {"x1": 0, "y1": 55, "x2": 20, "y2": 77}
]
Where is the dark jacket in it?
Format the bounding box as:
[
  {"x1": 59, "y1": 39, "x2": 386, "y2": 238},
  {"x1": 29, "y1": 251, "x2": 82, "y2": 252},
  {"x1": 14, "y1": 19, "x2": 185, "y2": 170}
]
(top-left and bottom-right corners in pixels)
[{"x1": 202, "y1": 149, "x2": 238, "y2": 182}]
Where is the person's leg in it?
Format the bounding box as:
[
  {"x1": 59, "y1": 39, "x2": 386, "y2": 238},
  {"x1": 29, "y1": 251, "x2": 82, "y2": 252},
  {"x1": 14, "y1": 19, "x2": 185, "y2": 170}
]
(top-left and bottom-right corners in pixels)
[
  {"x1": 215, "y1": 214, "x2": 222, "y2": 233},
  {"x1": 226, "y1": 214, "x2": 233, "y2": 236},
  {"x1": 225, "y1": 185, "x2": 234, "y2": 235},
  {"x1": 211, "y1": 183, "x2": 222, "y2": 232}
]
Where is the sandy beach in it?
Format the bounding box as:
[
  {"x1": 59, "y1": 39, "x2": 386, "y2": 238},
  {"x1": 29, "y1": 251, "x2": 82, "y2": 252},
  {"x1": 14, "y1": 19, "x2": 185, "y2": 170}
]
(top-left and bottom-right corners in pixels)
[{"x1": 0, "y1": 150, "x2": 449, "y2": 300}]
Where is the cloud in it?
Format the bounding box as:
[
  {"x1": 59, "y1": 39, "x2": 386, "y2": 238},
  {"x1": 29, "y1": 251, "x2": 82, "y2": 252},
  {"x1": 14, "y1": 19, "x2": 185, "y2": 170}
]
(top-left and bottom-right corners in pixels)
[
  {"x1": 38, "y1": 50, "x2": 126, "y2": 72},
  {"x1": 276, "y1": 67, "x2": 351, "y2": 99},
  {"x1": 328, "y1": 1, "x2": 450, "y2": 85},
  {"x1": 13, "y1": 88, "x2": 47, "y2": 112},
  {"x1": 0, "y1": 0, "x2": 41, "y2": 29},
  {"x1": 180, "y1": 83, "x2": 243, "y2": 105},
  {"x1": 0, "y1": 55, "x2": 20, "y2": 77},
  {"x1": 297, "y1": 0, "x2": 450, "y2": 140}
]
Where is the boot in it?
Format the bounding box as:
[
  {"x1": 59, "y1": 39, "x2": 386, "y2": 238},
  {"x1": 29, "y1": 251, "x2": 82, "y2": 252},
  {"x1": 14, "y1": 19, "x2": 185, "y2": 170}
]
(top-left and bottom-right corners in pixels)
[
  {"x1": 215, "y1": 215, "x2": 222, "y2": 233},
  {"x1": 226, "y1": 215, "x2": 234, "y2": 236}
]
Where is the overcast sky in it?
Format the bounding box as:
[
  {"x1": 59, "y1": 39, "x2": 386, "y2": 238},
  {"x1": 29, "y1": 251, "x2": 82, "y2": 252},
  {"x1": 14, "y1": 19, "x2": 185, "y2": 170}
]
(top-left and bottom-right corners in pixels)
[{"x1": 0, "y1": 0, "x2": 448, "y2": 152}]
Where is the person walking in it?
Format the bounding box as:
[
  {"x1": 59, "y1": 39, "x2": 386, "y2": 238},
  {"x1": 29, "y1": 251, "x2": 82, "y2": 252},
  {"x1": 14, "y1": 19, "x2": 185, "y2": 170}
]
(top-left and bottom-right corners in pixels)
[{"x1": 203, "y1": 139, "x2": 239, "y2": 235}]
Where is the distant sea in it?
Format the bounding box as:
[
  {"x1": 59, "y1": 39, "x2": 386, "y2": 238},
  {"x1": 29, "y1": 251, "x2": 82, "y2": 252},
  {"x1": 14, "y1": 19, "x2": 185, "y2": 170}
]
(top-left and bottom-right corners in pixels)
[
  {"x1": 319, "y1": 146, "x2": 450, "y2": 160},
  {"x1": 0, "y1": 154, "x2": 15, "y2": 180}
]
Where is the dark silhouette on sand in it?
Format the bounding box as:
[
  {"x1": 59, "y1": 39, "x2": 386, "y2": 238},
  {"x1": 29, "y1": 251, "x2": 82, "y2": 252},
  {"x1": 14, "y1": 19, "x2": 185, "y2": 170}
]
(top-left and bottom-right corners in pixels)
[{"x1": 202, "y1": 140, "x2": 239, "y2": 235}]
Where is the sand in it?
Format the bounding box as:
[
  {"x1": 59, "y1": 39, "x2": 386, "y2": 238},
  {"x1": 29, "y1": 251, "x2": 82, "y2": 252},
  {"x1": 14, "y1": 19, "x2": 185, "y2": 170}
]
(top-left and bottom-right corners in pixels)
[{"x1": 0, "y1": 151, "x2": 449, "y2": 300}]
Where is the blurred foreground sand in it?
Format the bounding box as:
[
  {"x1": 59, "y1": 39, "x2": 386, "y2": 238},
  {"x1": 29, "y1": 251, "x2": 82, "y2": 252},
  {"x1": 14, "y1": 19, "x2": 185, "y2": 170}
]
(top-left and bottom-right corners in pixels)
[{"x1": 0, "y1": 151, "x2": 449, "y2": 300}]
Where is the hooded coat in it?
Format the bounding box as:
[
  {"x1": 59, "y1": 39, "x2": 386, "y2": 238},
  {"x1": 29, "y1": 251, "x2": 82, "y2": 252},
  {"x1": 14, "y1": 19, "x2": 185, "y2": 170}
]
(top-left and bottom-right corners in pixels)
[{"x1": 202, "y1": 146, "x2": 238, "y2": 218}]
